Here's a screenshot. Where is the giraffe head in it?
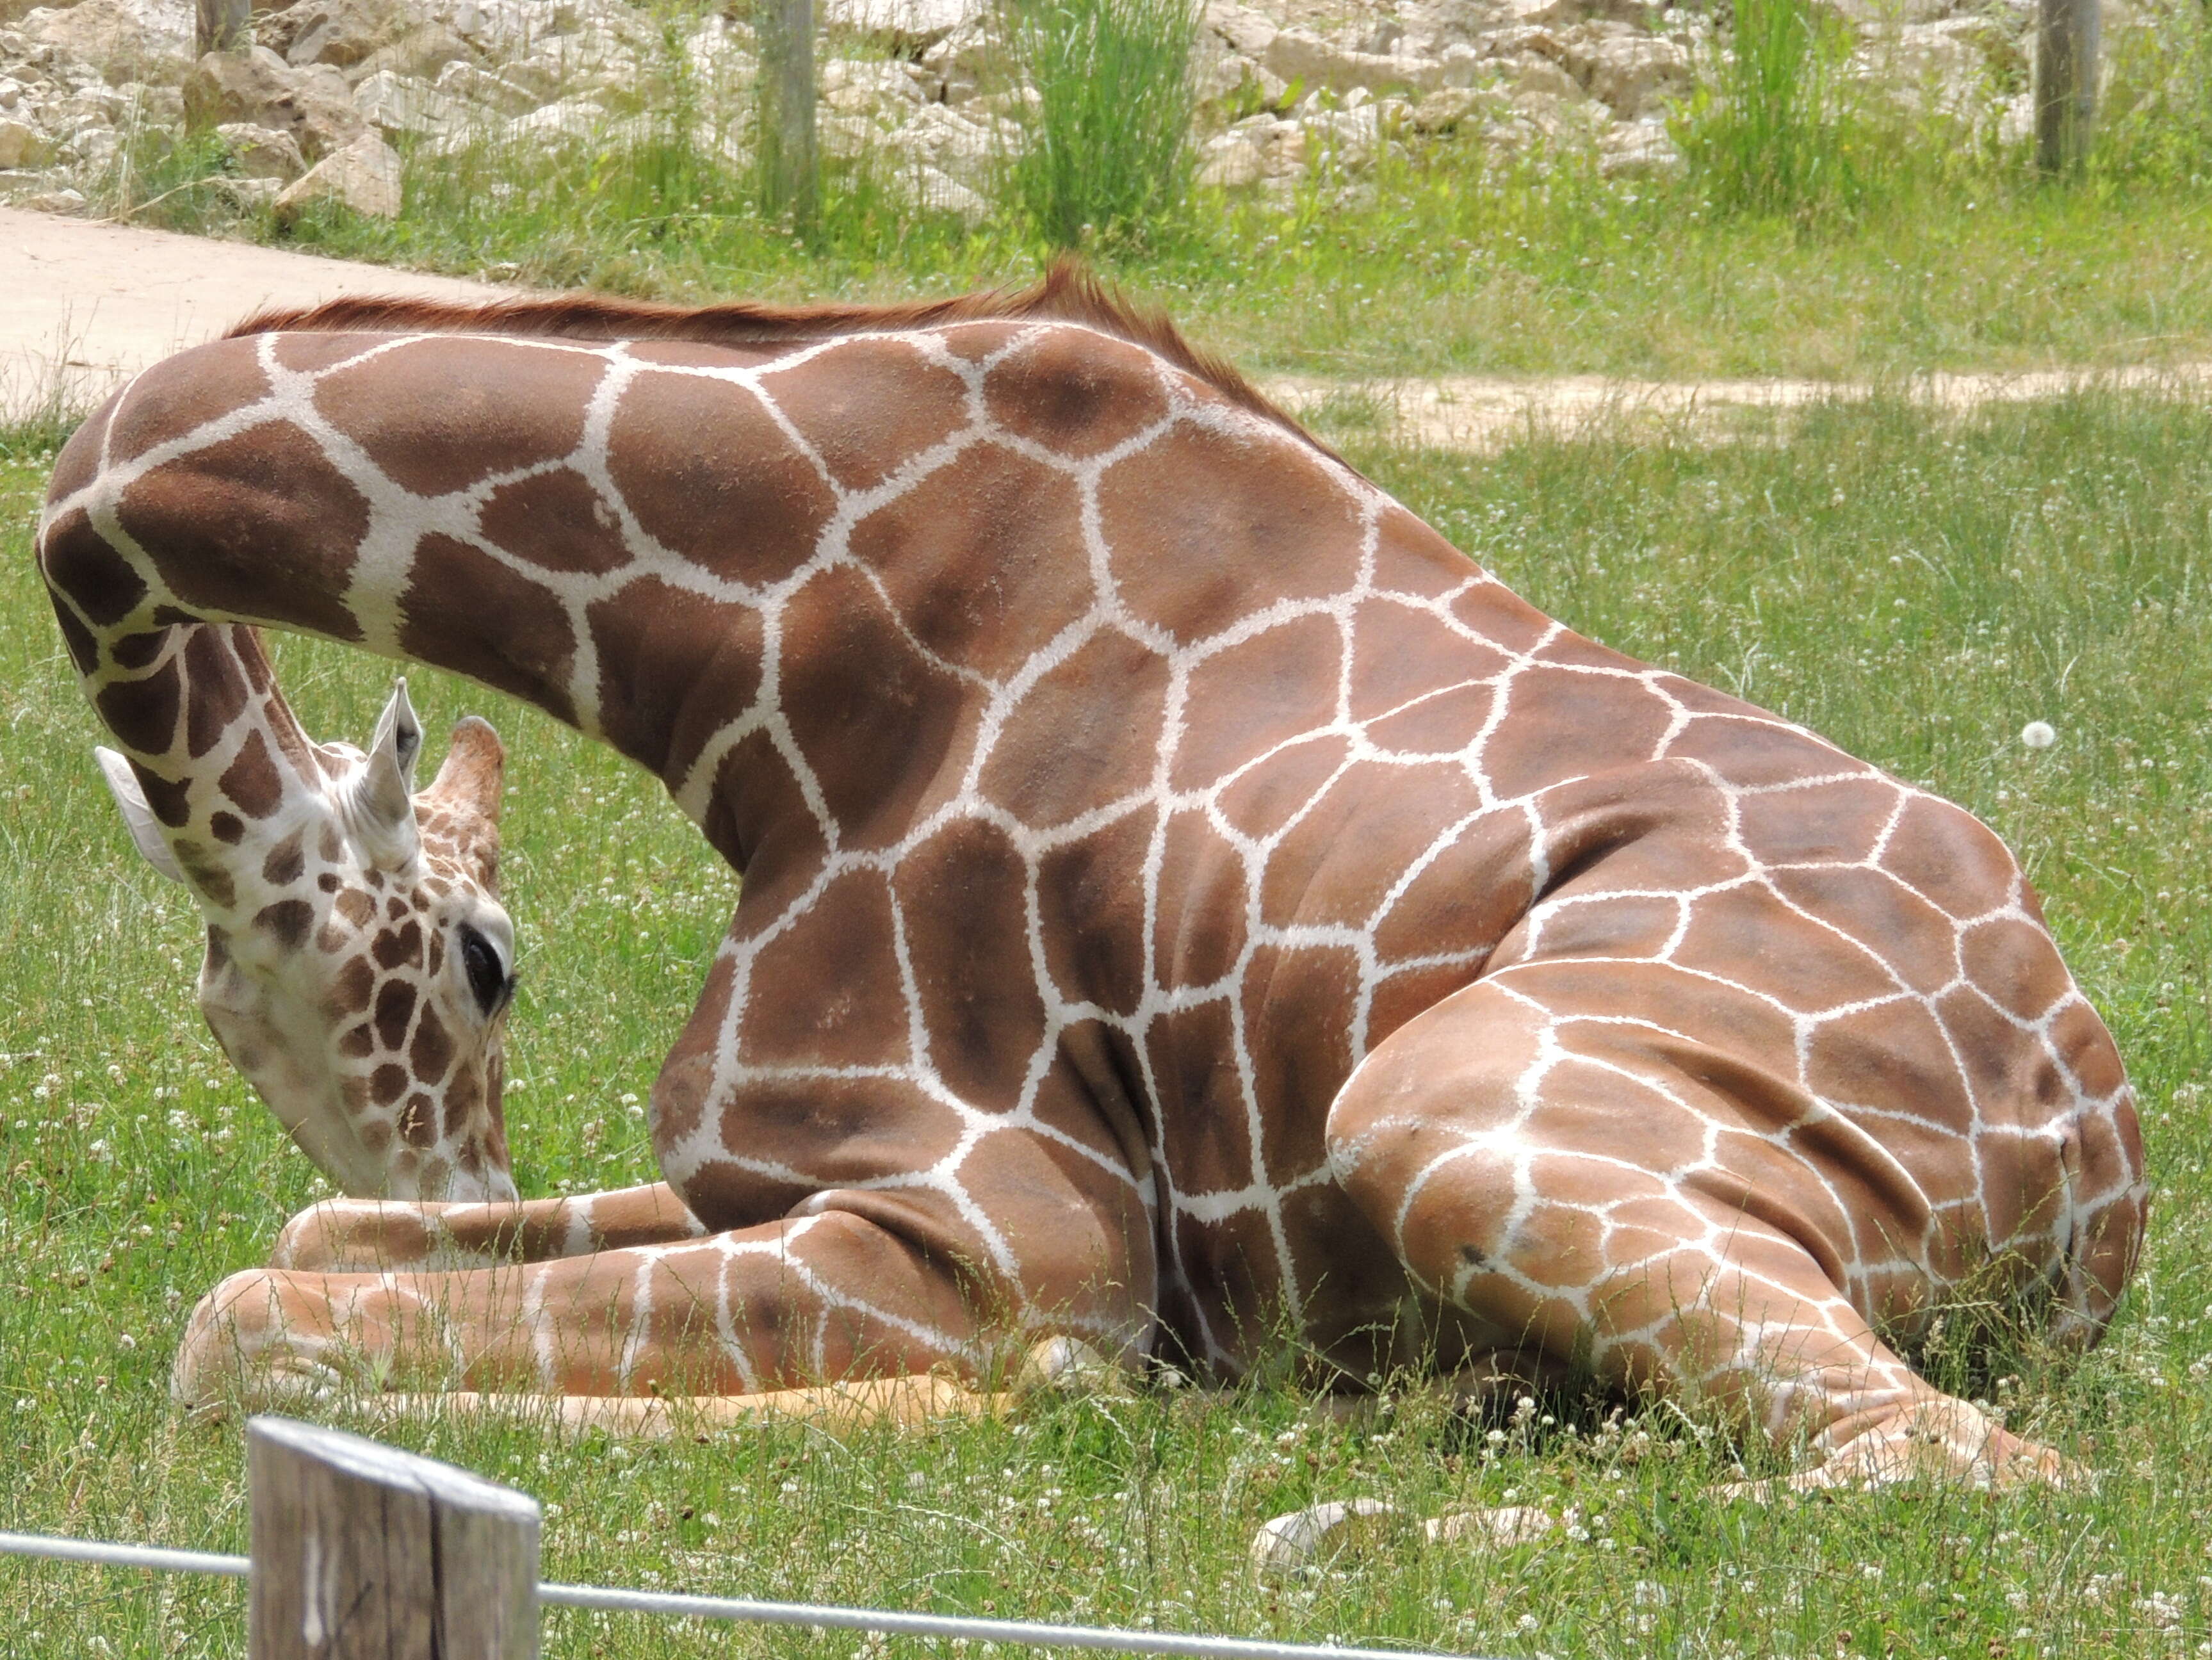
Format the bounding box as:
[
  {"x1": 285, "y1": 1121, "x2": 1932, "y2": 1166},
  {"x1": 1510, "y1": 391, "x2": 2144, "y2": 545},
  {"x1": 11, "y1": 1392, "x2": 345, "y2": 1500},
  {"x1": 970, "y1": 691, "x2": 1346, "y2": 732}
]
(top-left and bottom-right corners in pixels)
[{"x1": 99, "y1": 679, "x2": 522, "y2": 1203}]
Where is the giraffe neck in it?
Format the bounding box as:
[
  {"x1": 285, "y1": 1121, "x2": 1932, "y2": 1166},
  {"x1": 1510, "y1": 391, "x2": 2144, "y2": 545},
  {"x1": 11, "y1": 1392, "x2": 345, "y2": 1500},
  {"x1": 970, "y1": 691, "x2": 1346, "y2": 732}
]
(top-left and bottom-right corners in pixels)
[
  {"x1": 42, "y1": 322, "x2": 1372, "y2": 881},
  {"x1": 64, "y1": 612, "x2": 331, "y2": 914}
]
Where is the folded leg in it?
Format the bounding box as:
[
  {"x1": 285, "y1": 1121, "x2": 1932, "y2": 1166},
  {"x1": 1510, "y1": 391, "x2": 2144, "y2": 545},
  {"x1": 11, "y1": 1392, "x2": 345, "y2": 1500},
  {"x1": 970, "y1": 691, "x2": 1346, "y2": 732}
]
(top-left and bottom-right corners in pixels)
[
  {"x1": 270, "y1": 1182, "x2": 706, "y2": 1271},
  {"x1": 179, "y1": 1207, "x2": 993, "y2": 1407}
]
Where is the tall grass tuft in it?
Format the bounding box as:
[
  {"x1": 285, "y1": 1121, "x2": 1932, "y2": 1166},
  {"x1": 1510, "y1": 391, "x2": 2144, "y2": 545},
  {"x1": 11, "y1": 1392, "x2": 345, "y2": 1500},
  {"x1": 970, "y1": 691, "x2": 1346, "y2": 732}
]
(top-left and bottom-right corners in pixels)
[
  {"x1": 1671, "y1": 0, "x2": 1867, "y2": 217},
  {"x1": 1000, "y1": 0, "x2": 1202, "y2": 249},
  {"x1": 2099, "y1": 0, "x2": 2212, "y2": 184}
]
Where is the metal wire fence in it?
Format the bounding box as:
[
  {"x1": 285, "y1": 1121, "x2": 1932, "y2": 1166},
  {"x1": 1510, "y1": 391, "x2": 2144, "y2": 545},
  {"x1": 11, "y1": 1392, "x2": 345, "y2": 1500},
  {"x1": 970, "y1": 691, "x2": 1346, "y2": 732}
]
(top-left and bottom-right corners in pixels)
[{"x1": 0, "y1": 1520, "x2": 1492, "y2": 1659}]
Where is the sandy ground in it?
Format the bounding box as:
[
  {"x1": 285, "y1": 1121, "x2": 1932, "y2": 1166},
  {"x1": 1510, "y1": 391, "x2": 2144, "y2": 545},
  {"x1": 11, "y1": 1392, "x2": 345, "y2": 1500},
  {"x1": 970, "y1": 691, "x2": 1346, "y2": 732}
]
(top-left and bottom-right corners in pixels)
[
  {"x1": 0, "y1": 206, "x2": 505, "y2": 422},
  {"x1": 1261, "y1": 361, "x2": 2212, "y2": 450},
  {"x1": 5, "y1": 204, "x2": 2205, "y2": 443}
]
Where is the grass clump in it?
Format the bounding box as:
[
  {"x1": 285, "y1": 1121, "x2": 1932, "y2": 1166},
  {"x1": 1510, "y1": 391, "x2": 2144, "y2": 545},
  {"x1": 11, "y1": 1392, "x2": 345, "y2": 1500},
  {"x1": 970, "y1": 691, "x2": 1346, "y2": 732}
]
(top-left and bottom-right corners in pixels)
[
  {"x1": 1671, "y1": 0, "x2": 1880, "y2": 219},
  {"x1": 998, "y1": 0, "x2": 1203, "y2": 249}
]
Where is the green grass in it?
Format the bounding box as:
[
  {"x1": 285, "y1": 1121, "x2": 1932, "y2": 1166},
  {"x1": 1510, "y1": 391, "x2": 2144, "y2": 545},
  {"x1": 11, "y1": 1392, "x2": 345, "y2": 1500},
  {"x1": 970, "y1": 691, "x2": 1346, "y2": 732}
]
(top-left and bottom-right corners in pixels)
[
  {"x1": 3, "y1": 388, "x2": 2211, "y2": 1656},
  {"x1": 998, "y1": 0, "x2": 1203, "y2": 249}
]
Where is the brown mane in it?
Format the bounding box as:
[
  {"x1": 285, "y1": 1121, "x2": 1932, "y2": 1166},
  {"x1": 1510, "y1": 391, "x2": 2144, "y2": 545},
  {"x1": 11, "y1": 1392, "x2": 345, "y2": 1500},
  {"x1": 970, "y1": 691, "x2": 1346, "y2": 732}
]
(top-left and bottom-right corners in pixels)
[{"x1": 227, "y1": 257, "x2": 1330, "y2": 455}]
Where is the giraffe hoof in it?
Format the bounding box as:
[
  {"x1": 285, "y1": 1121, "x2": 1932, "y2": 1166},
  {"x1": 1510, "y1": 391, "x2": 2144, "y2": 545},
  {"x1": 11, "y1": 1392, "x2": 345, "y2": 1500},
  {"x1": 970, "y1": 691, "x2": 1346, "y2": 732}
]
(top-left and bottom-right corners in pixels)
[
  {"x1": 1011, "y1": 1337, "x2": 1129, "y2": 1401},
  {"x1": 1249, "y1": 1497, "x2": 1397, "y2": 1577},
  {"x1": 1424, "y1": 1504, "x2": 1557, "y2": 1547}
]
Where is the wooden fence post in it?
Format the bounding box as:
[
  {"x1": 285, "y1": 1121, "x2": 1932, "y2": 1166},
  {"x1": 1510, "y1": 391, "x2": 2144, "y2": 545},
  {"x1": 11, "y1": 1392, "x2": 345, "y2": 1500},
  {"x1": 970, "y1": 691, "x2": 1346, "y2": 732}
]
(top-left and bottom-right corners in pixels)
[
  {"x1": 2035, "y1": 0, "x2": 2099, "y2": 172},
  {"x1": 755, "y1": 0, "x2": 818, "y2": 229},
  {"x1": 247, "y1": 1415, "x2": 541, "y2": 1660},
  {"x1": 195, "y1": 0, "x2": 251, "y2": 55}
]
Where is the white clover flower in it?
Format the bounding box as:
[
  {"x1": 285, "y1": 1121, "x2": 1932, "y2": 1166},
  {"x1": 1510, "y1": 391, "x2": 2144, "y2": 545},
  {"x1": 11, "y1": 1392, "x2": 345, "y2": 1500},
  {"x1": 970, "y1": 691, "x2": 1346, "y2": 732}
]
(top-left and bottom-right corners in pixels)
[{"x1": 2021, "y1": 720, "x2": 2057, "y2": 750}]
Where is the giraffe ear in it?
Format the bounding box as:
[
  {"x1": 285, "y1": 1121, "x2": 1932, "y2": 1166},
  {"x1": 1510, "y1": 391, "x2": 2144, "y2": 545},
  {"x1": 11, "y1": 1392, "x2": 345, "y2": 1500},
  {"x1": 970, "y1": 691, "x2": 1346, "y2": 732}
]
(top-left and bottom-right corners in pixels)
[
  {"x1": 348, "y1": 679, "x2": 423, "y2": 867},
  {"x1": 423, "y1": 715, "x2": 505, "y2": 825},
  {"x1": 94, "y1": 746, "x2": 187, "y2": 884}
]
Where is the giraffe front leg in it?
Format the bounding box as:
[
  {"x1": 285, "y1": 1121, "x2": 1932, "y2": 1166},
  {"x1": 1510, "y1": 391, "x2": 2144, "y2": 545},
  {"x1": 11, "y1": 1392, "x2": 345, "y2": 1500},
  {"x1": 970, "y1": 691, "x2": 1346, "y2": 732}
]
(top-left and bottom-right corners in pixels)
[
  {"x1": 269, "y1": 1182, "x2": 707, "y2": 1271},
  {"x1": 177, "y1": 1206, "x2": 1000, "y2": 1412}
]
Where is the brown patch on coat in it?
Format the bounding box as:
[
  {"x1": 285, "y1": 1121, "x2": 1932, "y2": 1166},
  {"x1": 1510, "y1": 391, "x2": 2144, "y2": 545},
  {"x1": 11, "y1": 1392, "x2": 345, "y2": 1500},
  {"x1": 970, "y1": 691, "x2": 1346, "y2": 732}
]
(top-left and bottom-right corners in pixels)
[
  {"x1": 977, "y1": 630, "x2": 1166, "y2": 828},
  {"x1": 587, "y1": 577, "x2": 762, "y2": 778},
  {"x1": 849, "y1": 444, "x2": 1087, "y2": 679},
  {"x1": 373, "y1": 920, "x2": 424, "y2": 970},
  {"x1": 95, "y1": 658, "x2": 181, "y2": 754},
  {"x1": 310, "y1": 335, "x2": 604, "y2": 497},
  {"x1": 374, "y1": 979, "x2": 416, "y2": 1050},
  {"x1": 409, "y1": 1004, "x2": 453, "y2": 1084},
  {"x1": 40, "y1": 513, "x2": 147, "y2": 628},
  {"x1": 130, "y1": 759, "x2": 192, "y2": 829},
  {"x1": 218, "y1": 729, "x2": 286, "y2": 818},
  {"x1": 254, "y1": 899, "x2": 313, "y2": 951},
  {"x1": 767, "y1": 338, "x2": 970, "y2": 493},
  {"x1": 398, "y1": 534, "x2": 578, "y2": 722},
  {"x1": 329, "y1": 956, "x2": 376, "y2": 1015},
  {"x1": 604, "y1": 374, "x2": 836, "y2": 585},
  {"x1": 115, "y1": 422, "x2": 368, "y2": 644},
  {"x1": 182, "y1": 625, "x2": 251, "y2": 758},
  {"x1": 261, "y1": 829, "x2": 305, "y2": 886},
  {"x1": 1098, "y1": 422, "x2": 1363, "y2": 646},
  {"x1": 983, "y1": 327, "x2": 1171, "y2": 458},
  {"x1": 398, "y1": 1093, "x2": 437, "y2": 1147},
  {"x1": 478, "y1": 468, "x2": 637, "y2": 576}
]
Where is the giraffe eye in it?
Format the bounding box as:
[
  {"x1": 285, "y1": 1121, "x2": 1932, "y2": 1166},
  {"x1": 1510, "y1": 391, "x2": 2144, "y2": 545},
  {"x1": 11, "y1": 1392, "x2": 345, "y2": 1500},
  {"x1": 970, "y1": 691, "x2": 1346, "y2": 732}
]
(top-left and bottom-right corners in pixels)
[{"x1": 457, "y1": 924, "x2": 509, "y2": 1017}]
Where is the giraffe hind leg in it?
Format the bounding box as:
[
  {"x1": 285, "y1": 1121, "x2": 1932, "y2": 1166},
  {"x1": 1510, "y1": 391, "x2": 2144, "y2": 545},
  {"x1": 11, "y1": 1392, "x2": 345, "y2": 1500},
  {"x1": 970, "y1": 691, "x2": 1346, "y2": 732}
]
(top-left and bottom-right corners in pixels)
[{"x1": 1256, "y1": 979, "x2": 2083, "y2": 1568}]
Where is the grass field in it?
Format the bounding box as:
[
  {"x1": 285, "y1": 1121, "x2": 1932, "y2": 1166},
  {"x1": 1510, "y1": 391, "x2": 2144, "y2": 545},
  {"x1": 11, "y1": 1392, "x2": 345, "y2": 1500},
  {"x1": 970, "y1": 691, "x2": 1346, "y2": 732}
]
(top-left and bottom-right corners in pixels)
[{"x1": 1, "y1": 384, "x2": 2209, "y2": 1657}]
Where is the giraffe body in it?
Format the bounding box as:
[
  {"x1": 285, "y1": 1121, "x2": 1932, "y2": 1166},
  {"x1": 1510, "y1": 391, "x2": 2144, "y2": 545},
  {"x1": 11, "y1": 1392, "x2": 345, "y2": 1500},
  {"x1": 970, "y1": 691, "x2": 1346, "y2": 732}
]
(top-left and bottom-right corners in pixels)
[{"x1": 38, "y1": 273, "x2": 2143, "y2": 1491}]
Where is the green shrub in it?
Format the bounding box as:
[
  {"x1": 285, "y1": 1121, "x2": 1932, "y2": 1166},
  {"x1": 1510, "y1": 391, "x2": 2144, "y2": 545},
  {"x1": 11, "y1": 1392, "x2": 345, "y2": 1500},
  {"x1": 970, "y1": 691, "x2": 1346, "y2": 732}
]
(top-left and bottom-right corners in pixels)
[
  {"x1": 1671, "y1": 0, "x2": 1873, "y2": 218},
  {"x1": 1000, "y1": 0, "x2": 1203, "y2": 249},
  {"x1": 2098, "y1": 0, "x2": 2212, "y2": 184}
]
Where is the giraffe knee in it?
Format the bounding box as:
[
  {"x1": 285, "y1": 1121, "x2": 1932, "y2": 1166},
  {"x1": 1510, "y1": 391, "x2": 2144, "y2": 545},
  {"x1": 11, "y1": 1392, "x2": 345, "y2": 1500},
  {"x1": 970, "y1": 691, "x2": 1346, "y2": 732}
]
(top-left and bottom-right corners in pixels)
[{"x1": 170, "y1": 1267, "x2": 376, "y2": 1410}]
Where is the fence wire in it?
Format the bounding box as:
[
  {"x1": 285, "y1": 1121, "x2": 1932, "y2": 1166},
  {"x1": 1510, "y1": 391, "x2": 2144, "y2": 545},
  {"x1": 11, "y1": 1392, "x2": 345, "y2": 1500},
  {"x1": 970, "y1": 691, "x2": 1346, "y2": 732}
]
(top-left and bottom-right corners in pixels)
[{"x1": 0, "y1": 1528, "x2": 1492, "y2": 1660}]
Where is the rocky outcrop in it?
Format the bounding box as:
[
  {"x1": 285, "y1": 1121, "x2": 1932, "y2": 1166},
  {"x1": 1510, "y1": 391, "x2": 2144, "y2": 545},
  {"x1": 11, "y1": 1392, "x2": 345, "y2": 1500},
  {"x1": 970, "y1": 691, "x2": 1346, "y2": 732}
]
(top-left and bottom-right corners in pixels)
[
  {"x1": 181, "y1": 42, "x2": 364, "y2": 156},
  {"x1": 0, "y1": 0, "x2": 2121, "y2": 226},
  {"x1": 272, "y1": 124, "x2": 398, "y2": 215}
]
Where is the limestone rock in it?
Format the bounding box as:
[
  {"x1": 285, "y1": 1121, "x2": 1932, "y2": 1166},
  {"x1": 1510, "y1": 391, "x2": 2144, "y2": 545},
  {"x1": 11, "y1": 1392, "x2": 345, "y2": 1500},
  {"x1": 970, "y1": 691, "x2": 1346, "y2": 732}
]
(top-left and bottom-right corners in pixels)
[
  {"x1": 503, "y1": 92, "x2": 601, "y2": 139},
  {"x1": 1569, "y1": 30, "x2": 1687, "y2": 118},
  {"x1": 214, "y1": 115, "x2": 301, "y2": 173},
  {"x1": 820, "y1": 53, "x2": 923, "y2": 117},
  {"x1": 20, "y1": 0, "x2": 193, "y2": 85},
  {"x1": 1597, "y1": 113, "x2": 1680, "y2": 175},
  {"x1": 22, "y1": 182, "x2": 84, "y2": 209},
  {"x1": 349, "y1": 20, "x2": 472, "y2": 84},
  {"x1": 1408, "y1": 83, "x2": 1500, "y2": 131},
  {"x1": 820, "y1": 0, "x2": 978, "y2": 53},
  {"x1": 183, "y1": 44, "x2": 364, "y2": 156},
  {"x1": 352, "y1": 63, "x2": 461, "y2": 133},
  {"x1": 1260, "y1": 27, "x2": 1476, "y2": 95},
  {"x1": 272, "y1": 124, "x2": 396, "y2": 215},
  {"x1": 0, "y1": 111, "x2": 42, "y2": 162},
  {"x1": 430, "y1": 54, "x2": 533, "y2": 112},
  {"x1": 260, "y1": 0, "x2": 409, "y2": 69}
]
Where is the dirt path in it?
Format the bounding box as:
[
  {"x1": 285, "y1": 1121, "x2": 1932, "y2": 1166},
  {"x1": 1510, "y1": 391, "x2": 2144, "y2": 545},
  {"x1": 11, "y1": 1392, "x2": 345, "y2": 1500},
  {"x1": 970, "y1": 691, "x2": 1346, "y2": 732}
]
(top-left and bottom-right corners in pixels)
[
  {"x1": 6, "y1": 205, "x2": 2205, "y2": 440},
  {"x1": 1260, "y1": 362, "x2": 2212, "y2": 450}
]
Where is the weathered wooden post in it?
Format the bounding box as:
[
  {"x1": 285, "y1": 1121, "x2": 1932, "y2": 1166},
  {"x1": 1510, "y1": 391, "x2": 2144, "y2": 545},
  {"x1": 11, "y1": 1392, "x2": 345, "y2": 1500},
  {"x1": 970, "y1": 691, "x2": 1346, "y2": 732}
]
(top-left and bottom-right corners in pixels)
[
  {"x1": 247, "y1": 1416, "x2": 541, "y2": 1660},
  {"x1": 755, "y1": 0, "x2": 818, "y2": 229},
  {"x1": 2035, "y1": 0, "x2": 2099, "y2": 172},
  {"x1": 195, "y1": 0, "x2": 251, "y2": 55}
]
